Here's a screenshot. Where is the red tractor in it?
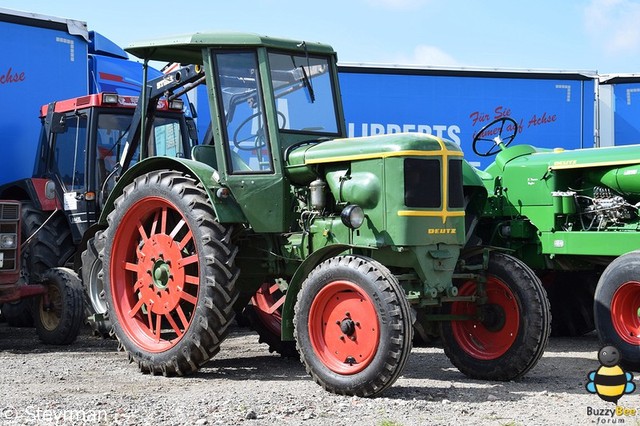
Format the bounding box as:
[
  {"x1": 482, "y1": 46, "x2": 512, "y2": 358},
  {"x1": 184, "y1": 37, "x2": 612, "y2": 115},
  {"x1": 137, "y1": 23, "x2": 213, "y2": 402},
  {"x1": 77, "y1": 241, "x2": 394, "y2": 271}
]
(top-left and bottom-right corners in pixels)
[{"x1": 0, "y1": 79, "x2": 199, "y2": 343}]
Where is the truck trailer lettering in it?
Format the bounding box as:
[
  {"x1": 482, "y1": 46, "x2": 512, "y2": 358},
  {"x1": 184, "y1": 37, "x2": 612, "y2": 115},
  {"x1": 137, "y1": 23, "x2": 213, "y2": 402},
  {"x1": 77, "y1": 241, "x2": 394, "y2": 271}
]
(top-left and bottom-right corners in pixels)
[
  {"x1": 348, "y1": 122, "x2": 461, "y2": 144},
  {"x1": 0, "y1": 67, "x2": 25, "y2": 85}
]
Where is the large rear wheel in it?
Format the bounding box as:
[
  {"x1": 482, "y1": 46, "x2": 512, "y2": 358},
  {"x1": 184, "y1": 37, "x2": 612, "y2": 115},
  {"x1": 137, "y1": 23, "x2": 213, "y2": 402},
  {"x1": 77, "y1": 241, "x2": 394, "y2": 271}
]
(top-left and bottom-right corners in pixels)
[
  {"x1": 103, "y1": 170, "x2": 239, "y2": 375},
  {"x1": 594, "y1": 251, "x2": 640, "y2": 371},
  {"x1": 294, "y1": 255, "x2": 413, "y2": 397},
  {"x1": 21, "y1": 202, "x2": 75, "y2": 281},
  {"x1": 440, "y1": 251, "x2": 550, "y2": 380}
]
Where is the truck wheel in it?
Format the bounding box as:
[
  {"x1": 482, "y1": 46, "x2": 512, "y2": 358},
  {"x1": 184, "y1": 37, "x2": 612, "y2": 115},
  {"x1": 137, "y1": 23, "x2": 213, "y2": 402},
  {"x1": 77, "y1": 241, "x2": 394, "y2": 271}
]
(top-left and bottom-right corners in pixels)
[
  {"x1": 34, "y1": 268, "x2": 84, "y2": 345},
  {"x1": 294, "y1": 255, "x2": 413, "y2": 397},
  {"x1": 81, "y1": 231, "x2": 112, "y2": 337},
  {"x1": 594, "y1": 251, "x2": 640, "y2": 371},
  {"x1": 103, "y1": 170, "x2": 239, "y2": 376},
  {"x1": 244, "y1": 282, "x2": 298, "y2": 358},
  {"x1": 440, "y1": 252, "x2": 550, "y2": 381}
]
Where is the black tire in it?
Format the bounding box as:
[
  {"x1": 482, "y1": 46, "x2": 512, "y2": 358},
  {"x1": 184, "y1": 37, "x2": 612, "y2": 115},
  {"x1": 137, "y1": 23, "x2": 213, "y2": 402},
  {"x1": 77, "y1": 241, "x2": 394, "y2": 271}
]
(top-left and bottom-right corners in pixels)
[
  {"x1": 0, "y1": 300, "x2": 34, "y2": 327},
  {"x1": 545, "y1": 271, "x2": 597, "y2": 337},
  {"x1": 440, "y1": 251, "x2": 551, "y2": 381},
  {"x1": 4, "y1": 203, "x2": 76, "y2": 328},
  {"x1": 34, "y1": 267, "x2": 85, "y2": 345},
  {"x1": 294, "y1": 255, "x2": 413, "y2": 397},
  {"x1": 21, "y1": 202, "x2": 75, "y2": 282},
  {"x1": 594, "y1": 251, "x2": 640, "y2": 371},
  {"x1": 80, "y1": 231, "x2": 113, "y2": 337},
  {"x1": 103, "y1": 170, "x2": 239, "y2": 376}
]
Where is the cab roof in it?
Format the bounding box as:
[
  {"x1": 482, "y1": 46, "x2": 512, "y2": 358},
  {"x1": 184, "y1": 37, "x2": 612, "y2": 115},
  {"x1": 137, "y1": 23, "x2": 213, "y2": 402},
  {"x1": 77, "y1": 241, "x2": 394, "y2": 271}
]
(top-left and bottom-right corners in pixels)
[{"x1": 125, "y1": 32, "x2": 337, "y2": 64}]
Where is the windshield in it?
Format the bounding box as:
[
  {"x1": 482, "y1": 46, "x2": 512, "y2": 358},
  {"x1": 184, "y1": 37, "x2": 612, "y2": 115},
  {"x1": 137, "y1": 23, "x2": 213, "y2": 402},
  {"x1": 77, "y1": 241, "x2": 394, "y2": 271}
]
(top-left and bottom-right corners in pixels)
[
  {"x1": 95, "y1": 112, "x2": 186, "y2": 189},
  {"x1": 268, "y1": 52, "x2": 339, "y2": 134}
]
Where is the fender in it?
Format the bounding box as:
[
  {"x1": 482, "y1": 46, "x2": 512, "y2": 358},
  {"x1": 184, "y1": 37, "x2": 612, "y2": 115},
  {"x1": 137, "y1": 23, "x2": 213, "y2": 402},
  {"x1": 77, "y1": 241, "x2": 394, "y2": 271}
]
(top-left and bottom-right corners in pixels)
[
  {"x1": 98, "y1": 156, "x2": 246, "y2": 225},
  {"x1": 281, "y1": 243, "x2": 353, "y2": 341},
  {"x1": 0, "y1": 178, "x2": 61, "y2": 211}
]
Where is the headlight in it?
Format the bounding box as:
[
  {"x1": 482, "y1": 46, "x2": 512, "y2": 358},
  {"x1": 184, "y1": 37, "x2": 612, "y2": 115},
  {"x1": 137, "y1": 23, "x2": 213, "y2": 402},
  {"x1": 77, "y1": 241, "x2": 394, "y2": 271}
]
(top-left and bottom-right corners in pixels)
[
  {"x1": 0, "y1": 233, "x2": 17, "y2": 249},
  {"x1": 341, "y1": 205, "x2": 365, "y2": 229}
]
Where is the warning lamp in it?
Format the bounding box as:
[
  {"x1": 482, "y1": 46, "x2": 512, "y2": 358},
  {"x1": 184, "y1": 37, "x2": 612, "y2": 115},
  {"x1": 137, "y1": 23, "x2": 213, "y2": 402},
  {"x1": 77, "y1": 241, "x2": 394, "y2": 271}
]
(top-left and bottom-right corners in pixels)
[
  {"x1": 169, "y1": 99, "x2": 184, "y2": 110},
  {"x1": 102, "y1": 93, "x2": 119, "y2": 105}
]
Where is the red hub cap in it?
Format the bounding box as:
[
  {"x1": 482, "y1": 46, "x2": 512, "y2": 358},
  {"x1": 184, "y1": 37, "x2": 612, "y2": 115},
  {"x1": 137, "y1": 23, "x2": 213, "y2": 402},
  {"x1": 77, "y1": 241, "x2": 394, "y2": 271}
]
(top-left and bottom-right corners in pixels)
[
  {"x1": 450, "y1": 276, "x2": 520, "y2": 360},
  {"x1": 308, "y1": 280, "x2": 379, "y2": 374},
  {"x1": 110, "y1": 197, "x2": 200, "y2": 352},
  {"x1": 611, "y1": 281, "x2": 640, "y2": 345}
]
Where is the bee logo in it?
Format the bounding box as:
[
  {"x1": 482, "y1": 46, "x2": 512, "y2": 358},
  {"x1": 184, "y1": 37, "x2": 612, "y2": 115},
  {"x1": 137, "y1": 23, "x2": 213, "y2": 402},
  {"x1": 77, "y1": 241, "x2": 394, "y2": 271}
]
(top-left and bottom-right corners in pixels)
[{"x1": 586, "y1": 345, "x2": 635, "y2": 404}]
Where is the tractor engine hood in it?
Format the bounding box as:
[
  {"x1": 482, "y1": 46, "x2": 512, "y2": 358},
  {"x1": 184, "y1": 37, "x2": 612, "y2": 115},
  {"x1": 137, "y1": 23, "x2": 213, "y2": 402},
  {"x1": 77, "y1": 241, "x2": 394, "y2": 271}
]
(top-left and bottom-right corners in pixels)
[
  {"x1": 285, "y1": 132, "x2": 461, "y2": 185},
  {"x1": 495, "y1": 144, "x2": 640, "y2": 172}
]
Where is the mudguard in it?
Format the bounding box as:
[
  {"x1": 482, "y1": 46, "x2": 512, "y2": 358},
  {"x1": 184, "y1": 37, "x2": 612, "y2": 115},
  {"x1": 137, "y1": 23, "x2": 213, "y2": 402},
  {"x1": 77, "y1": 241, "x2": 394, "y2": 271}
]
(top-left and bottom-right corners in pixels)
[{"x1": 98, "y1": 156, "x2": 246, "y2": 225}]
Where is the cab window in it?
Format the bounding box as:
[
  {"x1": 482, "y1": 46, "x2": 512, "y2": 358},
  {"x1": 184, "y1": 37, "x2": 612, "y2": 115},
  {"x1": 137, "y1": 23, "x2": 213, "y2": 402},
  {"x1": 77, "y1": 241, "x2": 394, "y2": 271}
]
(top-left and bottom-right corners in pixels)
[
  {"x1": 214, "y1": 51, "x2": 273, "y2": 173},
  {"x1": 53, "y1": 115, "x2": 87, "y2": 191}
]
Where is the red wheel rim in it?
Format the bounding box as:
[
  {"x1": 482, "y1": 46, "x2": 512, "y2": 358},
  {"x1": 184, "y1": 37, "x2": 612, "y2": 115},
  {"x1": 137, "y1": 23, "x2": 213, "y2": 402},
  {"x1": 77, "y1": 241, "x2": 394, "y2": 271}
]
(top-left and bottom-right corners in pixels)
[
  {"x1": 110, "y1": 196, "x2": 200, "y2": 353},
  {"x1": 450, "y1": 276, "x2": 520, "y2": 360},
  {"x1": 611, "y1": 281, "x2": 640, "y2": 345},
  {"x1": 308, "y1": 280, "x2": 379, "y2": 374},
  {"x1": 251, "y1": 282, "x2": 285, "y2": 336}
]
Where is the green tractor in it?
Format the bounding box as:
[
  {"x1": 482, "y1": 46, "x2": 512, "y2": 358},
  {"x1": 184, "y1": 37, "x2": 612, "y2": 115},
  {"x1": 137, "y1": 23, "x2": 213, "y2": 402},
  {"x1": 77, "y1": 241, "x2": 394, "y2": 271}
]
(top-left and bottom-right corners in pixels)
[
  {"x1": 471, "y1": 116, "x2": 640, "y2": 369},
  {"x1": 85, "y1": 32, "x2": 550, "y2": 396}
]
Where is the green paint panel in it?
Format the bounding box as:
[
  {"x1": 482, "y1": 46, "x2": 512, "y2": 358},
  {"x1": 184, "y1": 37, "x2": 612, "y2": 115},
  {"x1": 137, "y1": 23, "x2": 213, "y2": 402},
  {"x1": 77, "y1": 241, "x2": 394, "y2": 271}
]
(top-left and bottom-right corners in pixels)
[{"x1": 541, "y1": 231, "x2": 640, "y2": 256}]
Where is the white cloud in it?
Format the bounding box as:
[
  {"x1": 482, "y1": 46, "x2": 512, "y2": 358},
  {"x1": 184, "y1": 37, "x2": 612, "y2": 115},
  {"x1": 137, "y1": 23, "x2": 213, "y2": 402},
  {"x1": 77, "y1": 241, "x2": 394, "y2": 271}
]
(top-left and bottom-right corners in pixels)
[
  {"x1": 395, "y1": 44, "x2": 459, "y2": 66},
  {"x1": 584, "y1": 0, "x2": 640, "y2": 55}
]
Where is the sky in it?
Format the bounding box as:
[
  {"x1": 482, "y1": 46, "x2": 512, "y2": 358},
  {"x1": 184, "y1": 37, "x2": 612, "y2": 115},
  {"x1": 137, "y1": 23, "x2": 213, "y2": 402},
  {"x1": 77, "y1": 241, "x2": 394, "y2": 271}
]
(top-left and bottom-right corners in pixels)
[{"x1": 2, "y1": 0, "x2": 640, "y2": 74}]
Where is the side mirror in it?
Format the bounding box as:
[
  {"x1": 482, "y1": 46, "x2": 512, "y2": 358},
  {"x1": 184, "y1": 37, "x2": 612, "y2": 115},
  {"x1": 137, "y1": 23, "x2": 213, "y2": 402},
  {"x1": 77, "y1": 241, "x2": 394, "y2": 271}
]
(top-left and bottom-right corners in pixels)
[
  {"x1": 185, "y1": 118, "x2": 198, "y2": 144},
  {"x1": 188, "y1": 101, "x2": 198, "y2": 119}
]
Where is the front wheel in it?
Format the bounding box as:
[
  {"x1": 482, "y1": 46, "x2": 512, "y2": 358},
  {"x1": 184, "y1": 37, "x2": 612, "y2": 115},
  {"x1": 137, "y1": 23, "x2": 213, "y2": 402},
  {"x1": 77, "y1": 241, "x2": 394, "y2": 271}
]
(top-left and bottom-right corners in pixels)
[
  {"x1": 440, "y1": 251, "x2": 550, "y2": 380},
  {"x1": 103, "y1": 170, "x2": 239, "y2": 375},
  {"x1": 34, "y1": 268, "x2": 85, "y2": 345},
  {"x1": 294, "y1": 255, "x2": 413, "y2": 397},
  {"x1": 81, "y1": 231, "x2": 112, "y2": 337},
  {"x1": 594, "y1": 251, "x2": 640, "y2": 370}
]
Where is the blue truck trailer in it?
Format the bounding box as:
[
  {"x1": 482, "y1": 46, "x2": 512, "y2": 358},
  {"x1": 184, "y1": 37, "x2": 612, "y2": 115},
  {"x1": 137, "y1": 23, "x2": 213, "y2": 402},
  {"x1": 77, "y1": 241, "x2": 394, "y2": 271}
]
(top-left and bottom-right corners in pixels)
[
  {"x1": 190, "y1": 63, "x2": 598, "y2": 168},
  {"x1": 337, "y1": 64, "x2": 598, "y2": 168},
  {"x1": 599, "y1": 74, "x2": 640, "y2": 147},
  {"x1": 0, "y1": 8, "x2": 152, "y2": 184}
]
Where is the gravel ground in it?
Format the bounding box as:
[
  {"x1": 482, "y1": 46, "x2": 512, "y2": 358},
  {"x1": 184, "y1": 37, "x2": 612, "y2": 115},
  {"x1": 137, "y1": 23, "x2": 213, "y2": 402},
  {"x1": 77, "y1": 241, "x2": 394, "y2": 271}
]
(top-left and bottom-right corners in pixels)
[{"x1": 0, "y1": 323, "x2": 632, "y2": 426}]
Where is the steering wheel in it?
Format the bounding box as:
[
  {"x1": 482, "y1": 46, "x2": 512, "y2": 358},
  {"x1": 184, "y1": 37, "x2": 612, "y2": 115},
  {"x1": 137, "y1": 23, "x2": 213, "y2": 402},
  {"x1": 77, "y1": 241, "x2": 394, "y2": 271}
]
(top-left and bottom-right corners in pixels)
[
  {"x1": 232, "y1": 111, "x2": 287, "y2": 151},
  {"x1": 472, "y1": 117, "x2": 518, "y2": 157}
]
